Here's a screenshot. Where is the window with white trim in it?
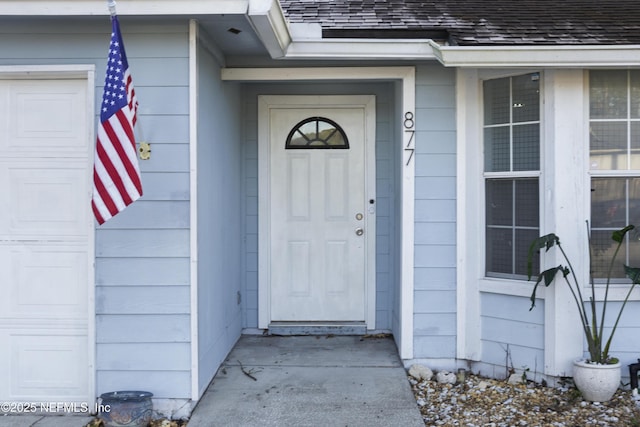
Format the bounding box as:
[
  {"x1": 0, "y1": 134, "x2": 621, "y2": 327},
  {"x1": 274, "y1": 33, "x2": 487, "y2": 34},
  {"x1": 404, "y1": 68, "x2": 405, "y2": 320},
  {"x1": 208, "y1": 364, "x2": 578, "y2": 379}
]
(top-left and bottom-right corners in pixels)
[
  {"x1": 483, "y1": 73, "x2": 541, "y2": 278},
  {"x1": 589, "y1": 70, "x2": 640, "y2": 279}
]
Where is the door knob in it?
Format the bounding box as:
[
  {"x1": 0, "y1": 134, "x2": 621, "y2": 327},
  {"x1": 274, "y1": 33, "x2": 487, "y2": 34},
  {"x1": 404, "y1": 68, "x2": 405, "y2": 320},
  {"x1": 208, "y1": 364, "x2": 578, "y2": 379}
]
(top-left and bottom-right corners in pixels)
[{"x1": 355, "y1": 227, "x2": 364, "y2": 236}]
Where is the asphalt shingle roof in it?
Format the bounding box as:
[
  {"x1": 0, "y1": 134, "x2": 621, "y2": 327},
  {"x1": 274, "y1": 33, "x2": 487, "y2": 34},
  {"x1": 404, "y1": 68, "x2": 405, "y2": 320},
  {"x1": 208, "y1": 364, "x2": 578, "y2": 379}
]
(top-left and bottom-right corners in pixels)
[{"x1": 280, "y1": 0, "x2": 640, "y2": 45}]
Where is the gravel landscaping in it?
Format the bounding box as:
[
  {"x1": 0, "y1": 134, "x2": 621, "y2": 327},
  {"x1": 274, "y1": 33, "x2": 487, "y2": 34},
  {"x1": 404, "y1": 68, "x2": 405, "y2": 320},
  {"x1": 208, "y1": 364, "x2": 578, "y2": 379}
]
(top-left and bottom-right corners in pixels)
[{"x1": 408, "y1": 370, "x2": 640, "y2": 426}]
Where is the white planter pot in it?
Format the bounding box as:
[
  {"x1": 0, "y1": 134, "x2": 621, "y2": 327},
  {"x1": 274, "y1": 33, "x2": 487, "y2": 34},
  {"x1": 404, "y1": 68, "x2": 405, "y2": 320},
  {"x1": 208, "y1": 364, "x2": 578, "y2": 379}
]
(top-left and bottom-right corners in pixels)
[{"x1": 572, "y1": 359, "x2": 621, "y2": 402}]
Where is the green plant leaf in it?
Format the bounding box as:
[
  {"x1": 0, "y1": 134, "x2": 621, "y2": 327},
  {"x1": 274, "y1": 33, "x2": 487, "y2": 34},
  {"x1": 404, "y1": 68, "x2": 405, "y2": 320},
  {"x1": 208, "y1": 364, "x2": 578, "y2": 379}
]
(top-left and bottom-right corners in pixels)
[
  {"x1": 624, "y1": 265, "x2": 640, "y2": 284},
  {"x1": 612, "y1": 225, "x2": 635, "y2": 243},
  {"x1": 529, "y1": 265, "x2": 565, "y2": 310},
  {"x1": 527, "y1": 234, "x2": 559, "y2": 279}
]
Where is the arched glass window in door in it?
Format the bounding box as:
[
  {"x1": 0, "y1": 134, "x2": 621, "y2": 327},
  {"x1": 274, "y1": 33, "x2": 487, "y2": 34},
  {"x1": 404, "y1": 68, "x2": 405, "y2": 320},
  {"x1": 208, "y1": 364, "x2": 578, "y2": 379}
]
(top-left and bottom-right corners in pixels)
[{"x1": 285, "y1": 117, "x2": 349, "y2": 149}]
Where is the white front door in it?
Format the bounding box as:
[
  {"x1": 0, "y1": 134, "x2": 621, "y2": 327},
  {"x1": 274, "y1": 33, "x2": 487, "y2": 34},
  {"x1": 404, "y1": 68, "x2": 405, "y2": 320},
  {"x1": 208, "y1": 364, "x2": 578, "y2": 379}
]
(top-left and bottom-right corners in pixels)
[
  {"x1": 259, "y1": 95, "x2": 376, "y2": 326},
  {"x1": 0, "y1": 77, "x2": 93, "y2": 403}
]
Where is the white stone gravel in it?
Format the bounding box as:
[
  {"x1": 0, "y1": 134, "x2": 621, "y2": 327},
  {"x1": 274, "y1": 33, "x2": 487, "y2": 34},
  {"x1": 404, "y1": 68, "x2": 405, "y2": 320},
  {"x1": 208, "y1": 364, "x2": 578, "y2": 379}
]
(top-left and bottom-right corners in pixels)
[{"x1": 409, "y1": 372, "x2": 640, "y2": 427}]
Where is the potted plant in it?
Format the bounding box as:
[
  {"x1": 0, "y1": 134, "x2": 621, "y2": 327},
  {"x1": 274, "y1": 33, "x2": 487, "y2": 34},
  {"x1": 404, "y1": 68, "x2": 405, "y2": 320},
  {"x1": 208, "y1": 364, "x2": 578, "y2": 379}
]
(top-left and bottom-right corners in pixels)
[{"x1": 527, "y1": 223, "x2": 640, "y2": 402}]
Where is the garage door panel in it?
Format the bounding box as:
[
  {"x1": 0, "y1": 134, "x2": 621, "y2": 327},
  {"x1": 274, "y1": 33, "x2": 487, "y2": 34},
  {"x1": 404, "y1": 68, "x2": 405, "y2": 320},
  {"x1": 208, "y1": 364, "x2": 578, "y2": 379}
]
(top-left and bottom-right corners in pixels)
[
  {"x1": 0, "y1": 160, "x2": 89, "y2": 238},
  {"x1": 0, "y1": 80, "x2": 88, "y2": 156},
  {"x1": 10, "y1": 333, "x2": 89, "y2": 400},
  {"x1": 0, "y1": 76, "x2": 91, "y2": 404},
  {"x1": 0, "y1": 245, "x2": 88, "y2": 319}
]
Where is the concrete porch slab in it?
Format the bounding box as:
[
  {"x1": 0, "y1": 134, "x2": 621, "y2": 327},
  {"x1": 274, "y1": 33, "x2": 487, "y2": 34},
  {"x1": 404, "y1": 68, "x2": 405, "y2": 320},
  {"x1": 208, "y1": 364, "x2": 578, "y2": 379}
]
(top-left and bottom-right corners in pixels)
[{"x1": 187, "y1": 335, "x2": 424, "y2": 427}]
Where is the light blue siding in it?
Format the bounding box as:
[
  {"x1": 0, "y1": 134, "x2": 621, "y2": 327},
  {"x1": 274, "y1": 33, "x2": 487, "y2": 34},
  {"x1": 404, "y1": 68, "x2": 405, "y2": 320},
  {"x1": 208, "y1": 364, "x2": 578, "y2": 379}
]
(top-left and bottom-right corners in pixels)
[
  {"x1": 414, "y1": 267, "x2": 456, "y2": 291},
  {"x1": 240, "y1": 82, "x2": 397, "y2": 331},
  {"x1": 0, "y1": 18, "x2": 194, "y2": 400},
  {"x1": 96, "y1": 286, "x2": 190, "y2": 314},
  {"x1": 195, "y1": 33, "x2": 244, "y2": 397},
  {"x1": 141, "y1": 172, "x2": 190, "y2": 200},
  {"x1": 99, "y1": 201, "x2": 190, "y2": 229},
  {"x1": 96, "y1": 230, "x2": 190, "y2": 257},
  {"x1": 480, "y1": 293, "x2": 545, "y2": 379},
  {"x1": 96, "y1": 258, "x2": 190, "y2": 286},
  {"x1": 97, "y1": 343, "x2": 191, "y2": 370},
  {"x1": 96, "y1": 314, "x2": 190, "y2": 343},
  {"x1": 412, "y1": 64, "x2": 458, "y2": 359},
  {"x1": 414, "y1": 313, "x2": 457, "y2": 336},
  {"x1": 414, "y1": 336, "x2": 457, "y2": 358},
  {"x1": 135, "y1": 117, "x2": 191, "y2": 144}
]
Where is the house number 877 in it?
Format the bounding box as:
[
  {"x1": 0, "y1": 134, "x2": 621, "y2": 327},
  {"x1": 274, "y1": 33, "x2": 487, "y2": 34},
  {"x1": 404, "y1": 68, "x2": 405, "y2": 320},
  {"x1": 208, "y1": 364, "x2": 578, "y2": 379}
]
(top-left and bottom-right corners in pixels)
[{"x1": 404, "y1": 111, "x2": 415, "y2": 166}]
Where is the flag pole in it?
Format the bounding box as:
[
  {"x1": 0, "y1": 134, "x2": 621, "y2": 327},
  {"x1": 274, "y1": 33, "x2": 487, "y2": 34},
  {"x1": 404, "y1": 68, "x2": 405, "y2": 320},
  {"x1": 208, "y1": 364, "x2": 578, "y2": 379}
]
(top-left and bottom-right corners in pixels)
[{"x1": 108, "y1": 0, "x2": 117, "y2": 16}]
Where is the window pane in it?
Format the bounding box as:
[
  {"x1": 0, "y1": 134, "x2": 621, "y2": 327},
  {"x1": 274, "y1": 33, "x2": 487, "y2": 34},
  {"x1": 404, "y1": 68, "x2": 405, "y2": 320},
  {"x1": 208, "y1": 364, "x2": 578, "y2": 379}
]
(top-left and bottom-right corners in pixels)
[
  {"x1": 512, "y1": 73, "x2": 540, "y2": 123},
  {"x1": 326, "y1": 129, "x2": 346, "y2": 146},
  {"x1": 513, "y1": 123, "x2": 540, "y2": 171},
  {"x1": 590, "y1": 230, "x2": 626, "y2": 279},
  {"x1": 515, "y1": 179, "x2": 539, "y2": 227},
  {"x1": 484, "y1": 78, "x2": 510, "y2": 125},
  {"x1": 631, "y1": 70, "x2": 640, "y2": 119},
  {"x1": 629, "y1": 235, "x2": 640, "y2": 272},
  {"x1": 591, "y1": 178, "x2": 626, "y2": 228},
  {"x1": 591, "y1": 177, "x2": 640, "y2": 279},
  {"x1": 630, "y1": 178, "x2": 640, "y2": 224},
  {"x1": 286, "y1": 117, "x2": 349, "y2": 149},
  {"x1": 486, "y1": 178, "x2": 539, "y2": 278},
  {"x1": 591, "y1": 227, "x2": 640, "y2": 280},
  {"x1": 483, "y1": 73, "x2": 540, "y2": 280},
  {"x1": 484, "y1": 126, "x2": 510, "y2": 172},
  {"x1": 486, "y1": 180, "x2": 513, "y2": 226},
  {"x1": 515, "y1": 228, "x2": 539, "y2": 276},
  {"x1": 631, "y1": 122, "x2": 640, "y2": 169},
  {"x1": 589, "y1": 121, "x2": 628, "y2": 170},
  {"x1": 486, "y1": 228, "x2": 512, "y2": 275},
  {"x1": 590, "y1": 70, "x2": 628, "y2": 119}
]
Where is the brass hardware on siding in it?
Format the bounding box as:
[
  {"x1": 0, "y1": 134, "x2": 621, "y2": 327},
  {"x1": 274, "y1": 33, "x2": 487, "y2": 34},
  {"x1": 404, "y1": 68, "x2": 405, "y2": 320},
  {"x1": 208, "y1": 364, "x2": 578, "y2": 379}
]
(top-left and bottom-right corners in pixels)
[{"x1": 138, "y1": 141, "x2": 151, "y2": 160}]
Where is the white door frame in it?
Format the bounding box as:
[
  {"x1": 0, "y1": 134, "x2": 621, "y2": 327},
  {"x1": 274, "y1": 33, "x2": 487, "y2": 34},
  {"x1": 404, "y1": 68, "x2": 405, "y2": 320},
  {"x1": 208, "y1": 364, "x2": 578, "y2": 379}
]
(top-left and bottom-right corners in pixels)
[
  {"x1": 0, "y1": 64, "x2": 96, "y2": 404},
  {"x1": 223, "y1": 67, "x2": 415, "y2": 358},
  {"x1": 258, "y1": 95, "x2": 377, "y2": 329}
]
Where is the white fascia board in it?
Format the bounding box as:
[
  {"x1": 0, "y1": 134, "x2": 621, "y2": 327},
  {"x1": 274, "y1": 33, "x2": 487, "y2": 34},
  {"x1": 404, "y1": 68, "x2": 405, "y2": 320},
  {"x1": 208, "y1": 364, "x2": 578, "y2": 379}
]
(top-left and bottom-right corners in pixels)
[
  {"x1": 432, "y1": 42, "x2": 640, "y2": 68},
  {"x1": 221, "y1": 66, "x2": 415, "y2": 82},
  {"x1": 0, "y1": 0, "x2": 248, "y2": 15},
  {"x1": 247, "y1": 0, "x2": 291, "y2": 58},
  {"x1": 284, "y1": 39, "x2": 437, "y2": 60}
]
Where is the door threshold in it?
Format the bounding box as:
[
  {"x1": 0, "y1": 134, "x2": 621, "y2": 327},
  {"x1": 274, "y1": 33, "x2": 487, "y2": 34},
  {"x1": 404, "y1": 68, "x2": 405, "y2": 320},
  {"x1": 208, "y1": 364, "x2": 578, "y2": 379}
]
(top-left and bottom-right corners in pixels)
[{"x1": 268, "y1": 321, "x2": 367, "y2": 336}]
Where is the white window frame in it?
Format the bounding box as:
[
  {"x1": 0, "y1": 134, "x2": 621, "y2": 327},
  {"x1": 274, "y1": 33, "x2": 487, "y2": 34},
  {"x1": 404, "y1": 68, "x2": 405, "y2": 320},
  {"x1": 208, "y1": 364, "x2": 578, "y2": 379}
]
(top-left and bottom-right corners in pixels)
[
  {"x1": 459, "y1": 68, "x2": 640, "y2": 376},
  {"x1": 483, "y1": 73, "x2": 542, "y2": 280},
  {"x1": 457, "y1": 69, "x2": 583, "y2": 376},
  {"x1": 587, "y1": 69, "x2": 640, "y2": 297}
]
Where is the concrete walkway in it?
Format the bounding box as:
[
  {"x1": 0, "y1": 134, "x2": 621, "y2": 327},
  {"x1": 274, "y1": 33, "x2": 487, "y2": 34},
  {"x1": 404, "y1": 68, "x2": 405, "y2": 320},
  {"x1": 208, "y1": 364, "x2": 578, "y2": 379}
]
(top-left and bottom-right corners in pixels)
[
  {"x1": 0, "y1": 415, "x2": 94, "y2": 427},
  {"x1": 0, "y1": 335, "x2": 424, "y2": 427},
  {"x1": 187, "y1": 335, "x2": 424, "y2": 427}
]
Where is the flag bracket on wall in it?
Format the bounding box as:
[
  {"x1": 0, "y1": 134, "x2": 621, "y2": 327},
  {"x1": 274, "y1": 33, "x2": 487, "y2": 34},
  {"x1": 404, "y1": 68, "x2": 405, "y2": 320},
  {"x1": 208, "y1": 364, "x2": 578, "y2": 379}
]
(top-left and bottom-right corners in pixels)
[{"x1": 138, "y1": 142, "x2": 151, "y2": 160}]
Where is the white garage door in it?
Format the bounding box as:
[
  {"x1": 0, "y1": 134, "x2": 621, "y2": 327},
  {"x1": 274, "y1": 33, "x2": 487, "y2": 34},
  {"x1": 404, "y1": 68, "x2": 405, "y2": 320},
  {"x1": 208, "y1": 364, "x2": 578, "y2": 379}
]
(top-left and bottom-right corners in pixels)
[{"x1": 0, "y1": 77, "x2": 92, "y2": 403}]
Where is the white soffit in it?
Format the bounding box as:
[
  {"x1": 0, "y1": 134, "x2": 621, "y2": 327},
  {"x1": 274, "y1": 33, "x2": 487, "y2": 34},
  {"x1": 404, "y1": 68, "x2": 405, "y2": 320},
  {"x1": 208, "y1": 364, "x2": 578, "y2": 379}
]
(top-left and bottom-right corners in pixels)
[{"x1": 0, "y1": 0, "x2": 249, "y2": 15}]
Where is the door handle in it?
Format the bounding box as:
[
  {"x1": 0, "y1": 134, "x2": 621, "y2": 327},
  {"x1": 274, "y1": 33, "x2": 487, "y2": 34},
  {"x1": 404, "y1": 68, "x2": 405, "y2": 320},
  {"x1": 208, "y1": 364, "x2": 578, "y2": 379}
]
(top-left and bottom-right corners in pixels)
[{"x1": 355, "y1": 227, "x2": 364, "y2": 236}]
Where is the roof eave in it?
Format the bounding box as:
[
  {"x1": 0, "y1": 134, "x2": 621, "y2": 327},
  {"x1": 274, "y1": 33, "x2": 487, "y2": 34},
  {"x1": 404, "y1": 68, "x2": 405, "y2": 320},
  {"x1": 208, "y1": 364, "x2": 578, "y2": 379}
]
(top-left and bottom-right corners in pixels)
[
  {"x1": 284, "y1": 39, "x2": 438, "y2": 61},
  {"x1": 432, "y1": 41, "x2": 640, "y2": 67},
  {"x1": 247, "y1": 0, "x2": 291, "y2": 59},
  {"x1": 0, "y1": 0, "x2": 249, "y2": 15}
]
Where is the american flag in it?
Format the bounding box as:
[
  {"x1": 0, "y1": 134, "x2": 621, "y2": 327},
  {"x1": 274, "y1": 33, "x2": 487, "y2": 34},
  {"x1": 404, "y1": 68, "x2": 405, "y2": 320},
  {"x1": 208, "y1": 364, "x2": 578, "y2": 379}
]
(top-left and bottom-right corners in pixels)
[{"x1": 92, "y1": 14, "x2": 142, "y2": 225}]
